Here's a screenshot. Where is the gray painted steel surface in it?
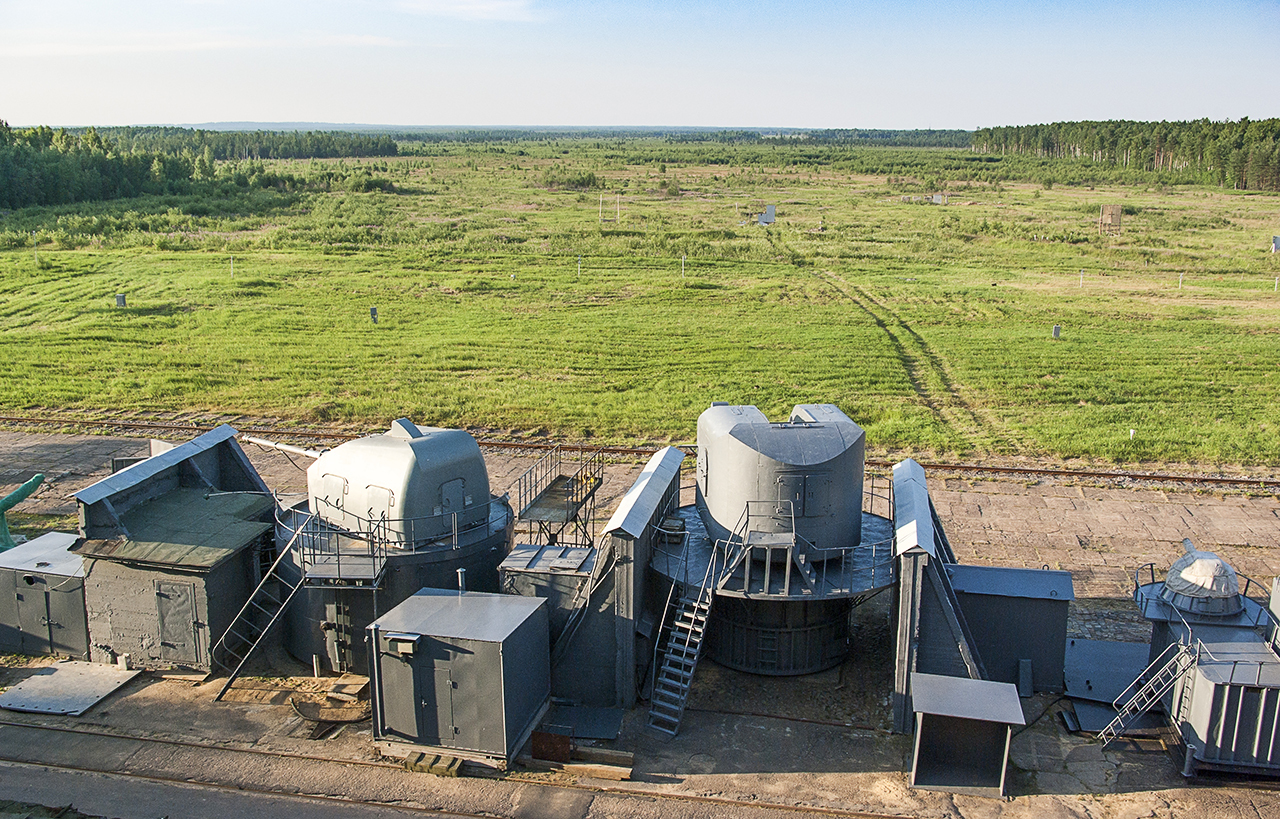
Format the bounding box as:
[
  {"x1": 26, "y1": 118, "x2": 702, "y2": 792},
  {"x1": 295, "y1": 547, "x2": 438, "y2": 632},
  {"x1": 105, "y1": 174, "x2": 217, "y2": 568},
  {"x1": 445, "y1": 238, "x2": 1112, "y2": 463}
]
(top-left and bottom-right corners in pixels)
[
  {"x1": 1065, "y1": 638, "x2": 1153, "y2": 704},
  {"x1": 696, "y1": 404, "x2": 864, "y2": 551},
  {"x1": 276, "y1": 495, "x2": 513, "y2": 674},
  {"x1": 949, "y1": 564, "x2": 1073, "y2": 692},
  {"x1": 909, "y1": 672, "x2": 1023, "y2": 798},
  {"x1": 74, "y1": 424, "x2": 245, "y2": 507},
  {"x1": 368, "y1": 589, "x2": 549, "y2": 762},
  {"x1": 0, "y1": 661, "x2": 140, "y2": 716},
  {"x1": 892, "y1": 459, "x2": 987, "y2": 732},
  {"x1": 0, "y1": 532, "x2": 89, "y2": 659},
  {"x1": 602, "y1": 446, "x2": 685, "y2": 539},
  {"x1": 704, "y1": 596, "x2": 851, "y2": 675},
  {"x1": 307, "y1": 420, "x2": 491, "y2": 544},
  {"x1": 0, "y1": 532, "x2": 84, "y2": 578},
  {"x1": 601, "y1": 446, "x2": 685, "y2": 709},
  {"x1": 70, "y1": 426, "x2": 272, "y2": 670}
]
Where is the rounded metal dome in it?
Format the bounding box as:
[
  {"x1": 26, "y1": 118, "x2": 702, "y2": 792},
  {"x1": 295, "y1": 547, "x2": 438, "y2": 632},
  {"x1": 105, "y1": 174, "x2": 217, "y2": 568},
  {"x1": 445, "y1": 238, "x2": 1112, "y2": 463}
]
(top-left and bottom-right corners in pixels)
[{"x1": 1158, "y1": 538, "x2": 1244, "y2": 616}]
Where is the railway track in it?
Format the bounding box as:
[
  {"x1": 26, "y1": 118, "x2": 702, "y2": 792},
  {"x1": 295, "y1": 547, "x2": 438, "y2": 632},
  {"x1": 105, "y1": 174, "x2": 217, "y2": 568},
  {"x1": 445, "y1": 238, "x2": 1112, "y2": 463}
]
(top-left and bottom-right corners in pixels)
[
  {"x1": 0, "y1": 718, "x2": 913, "y2": 819},
  {"x1": 1, "y1": 413, "x2": 1277, "y2": 489}
]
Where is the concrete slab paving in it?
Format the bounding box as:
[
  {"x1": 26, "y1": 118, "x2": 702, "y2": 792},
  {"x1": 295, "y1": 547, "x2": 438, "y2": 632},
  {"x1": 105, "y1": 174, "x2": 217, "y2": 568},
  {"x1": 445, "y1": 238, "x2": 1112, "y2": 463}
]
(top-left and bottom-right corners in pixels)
[{"x1": 3, "y1": 429, "x2": 1280, "y2": 816}]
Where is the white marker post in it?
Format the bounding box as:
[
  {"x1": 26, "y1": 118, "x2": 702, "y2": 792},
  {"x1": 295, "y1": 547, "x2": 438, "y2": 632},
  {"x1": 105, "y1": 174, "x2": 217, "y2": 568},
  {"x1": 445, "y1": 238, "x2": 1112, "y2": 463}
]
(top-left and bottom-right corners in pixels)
[
  {"x1": 1079, "y1": 269, "x2": 1083, "y2": 288},
  {"x1": 682, "y1": 256, "x2": 686, "y2": 278}
]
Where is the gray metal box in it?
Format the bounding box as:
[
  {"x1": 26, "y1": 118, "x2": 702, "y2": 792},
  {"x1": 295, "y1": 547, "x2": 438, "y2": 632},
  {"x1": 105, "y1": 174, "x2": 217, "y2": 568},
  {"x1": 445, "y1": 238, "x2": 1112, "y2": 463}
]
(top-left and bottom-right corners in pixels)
[
  {"x1": 0, "y1": 532, "x2": 88, "y2": 659},
  {"x1": 948, "y1": 564, "x2": 1073, "y2": 693},
  {"x1": 369, "y1": 589, "x2": 549, "y2": 763}
]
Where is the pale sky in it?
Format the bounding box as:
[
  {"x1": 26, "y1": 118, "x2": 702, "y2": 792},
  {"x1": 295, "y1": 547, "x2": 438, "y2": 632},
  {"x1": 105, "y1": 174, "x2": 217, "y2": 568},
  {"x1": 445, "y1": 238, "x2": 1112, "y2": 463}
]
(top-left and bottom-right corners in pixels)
[{"x1": 2, "y1": 0, "x2": 1277, "y2": 129}]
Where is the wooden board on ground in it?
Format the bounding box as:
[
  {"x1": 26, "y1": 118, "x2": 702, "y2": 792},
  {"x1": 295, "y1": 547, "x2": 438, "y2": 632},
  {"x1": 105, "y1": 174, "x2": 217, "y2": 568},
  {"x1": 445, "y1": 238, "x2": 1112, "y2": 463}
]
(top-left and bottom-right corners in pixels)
[{"x1": 327, "y1": 673, "x2": 369, "y2": 703}]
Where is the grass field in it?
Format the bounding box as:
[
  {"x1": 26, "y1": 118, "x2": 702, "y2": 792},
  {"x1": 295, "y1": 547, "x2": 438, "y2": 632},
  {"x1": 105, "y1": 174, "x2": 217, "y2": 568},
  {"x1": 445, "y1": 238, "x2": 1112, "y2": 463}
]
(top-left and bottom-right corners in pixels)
[{"x1": 1, "y1": 142, "x2": 1278, "y2": 464}]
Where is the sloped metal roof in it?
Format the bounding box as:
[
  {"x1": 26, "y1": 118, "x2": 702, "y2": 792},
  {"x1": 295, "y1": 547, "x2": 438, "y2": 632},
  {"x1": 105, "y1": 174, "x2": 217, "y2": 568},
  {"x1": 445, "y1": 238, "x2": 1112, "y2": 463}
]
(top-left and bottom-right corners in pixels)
[
  {"x1": 74, "y1": 425, "x2": 239, "y2": 505},
  {"x1": 370, "y1": 588, "x2": 546, "y2": 644},
  {"x1": 0, "y1": 531, "x2": 85, "y2": 577},
  {"x1": 893, "y1": 458, "x2": 935, "y2": 558},
  {"x1": 946, "y1": 564, "x2": 1074, "y2": 601},
  {"x1": 602, "y1": 446, "x2": 685, "y2": 538},
  {"x1": 910, "y1": 672, "x2": 1026, "y2": 724}
]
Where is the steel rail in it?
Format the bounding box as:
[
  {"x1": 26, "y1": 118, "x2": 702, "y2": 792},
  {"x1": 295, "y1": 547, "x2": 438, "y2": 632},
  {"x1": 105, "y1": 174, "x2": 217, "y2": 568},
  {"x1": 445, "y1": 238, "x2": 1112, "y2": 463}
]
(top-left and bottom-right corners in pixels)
[
  {"x1": 0, "y1": 718, "x2": 915, "y2": 819},
  {"x1": 1, "y1": 413, "x2": 1277, "y2": 487}
]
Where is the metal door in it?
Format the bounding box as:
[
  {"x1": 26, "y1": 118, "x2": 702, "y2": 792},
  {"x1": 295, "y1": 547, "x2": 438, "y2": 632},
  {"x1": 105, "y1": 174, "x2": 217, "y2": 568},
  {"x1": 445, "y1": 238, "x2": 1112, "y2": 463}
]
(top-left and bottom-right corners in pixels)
[
  {"x1": 776, "y1": 474, "x2": 806, "y2": 517},
  {"x1": 806, "y1": 473, "x2": 832, "y2": 517},
  {"x1": 15, "y1": 574, "x2": 51, "y2": 655},
  {"x1": 46, "y1": 578, "x2": 88, "y2": 659},
  {"x1": 323, "y1": 597, "x2": 353, "y2": 673},
  {"x1": 366, "y1": 485, "x2": 394, "y2": 525},
  {"x1": 156, "y1": 581, "x2": 198, "y2": 664},
  {"x1": 429, "y1": 666, "x2": 457, "y2": 746},
  {"x1": 441, "y1": 479, "x2": 465, "y2": 518},
  {"x1": 0, "y1": 572, "x2": 22, "y2": 653}
]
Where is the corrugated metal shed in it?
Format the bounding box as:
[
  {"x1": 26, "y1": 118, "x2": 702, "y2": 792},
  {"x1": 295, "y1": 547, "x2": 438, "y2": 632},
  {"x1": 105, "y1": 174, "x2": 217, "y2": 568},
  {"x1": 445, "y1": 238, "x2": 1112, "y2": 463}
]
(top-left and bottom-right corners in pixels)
[
  {"x1": 74, "y1": 425, "x2": 241, "y2": 506},
  {"x1": 75, "y1": 489, "x2": 271, "y2": 570},
  {"x1": 602, "y1": 446, "x2": 684, "y2": 538}
]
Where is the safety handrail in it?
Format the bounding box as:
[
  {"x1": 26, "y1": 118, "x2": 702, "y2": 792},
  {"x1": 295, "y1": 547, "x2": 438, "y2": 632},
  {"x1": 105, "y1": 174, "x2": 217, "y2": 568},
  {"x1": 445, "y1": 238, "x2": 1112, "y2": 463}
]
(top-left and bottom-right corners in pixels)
[{"x1": 282, "y1": 493, "x2": 509, "y2": 554}]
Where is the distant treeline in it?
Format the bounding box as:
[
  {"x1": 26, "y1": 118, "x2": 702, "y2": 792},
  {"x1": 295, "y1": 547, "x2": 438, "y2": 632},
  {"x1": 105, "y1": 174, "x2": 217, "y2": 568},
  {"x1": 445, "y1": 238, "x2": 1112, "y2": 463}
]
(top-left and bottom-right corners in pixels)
[
  {"x1": 395, "y1": 127, "x2": 972, "y2": 148},
  {"x1": 972, "y1": 118, "x2": 1280, "y2": 191},
  {"x1": 87, "y1": 126, "x2": 398, "y2": 160},
  {"x1": 0, "y1": 123, "x2": 197, "y2": 208},
  {"x1": 0, "y1": 121, "x2": 390, "y2": 209}
]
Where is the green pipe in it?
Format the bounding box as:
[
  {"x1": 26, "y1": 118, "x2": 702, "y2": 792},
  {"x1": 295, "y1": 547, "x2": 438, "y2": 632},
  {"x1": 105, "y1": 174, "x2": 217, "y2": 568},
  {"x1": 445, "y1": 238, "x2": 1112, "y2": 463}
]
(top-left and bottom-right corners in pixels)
[{"x1": 0, "y1": 473, "x2": 44, "y2": 551}]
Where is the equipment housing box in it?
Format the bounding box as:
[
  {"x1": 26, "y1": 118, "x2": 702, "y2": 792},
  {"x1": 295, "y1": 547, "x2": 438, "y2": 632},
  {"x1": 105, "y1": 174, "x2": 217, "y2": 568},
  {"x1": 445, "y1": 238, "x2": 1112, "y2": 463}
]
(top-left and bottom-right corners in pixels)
[{"x1": 369, "y1": 588, "x2": 549, "y2": 764}]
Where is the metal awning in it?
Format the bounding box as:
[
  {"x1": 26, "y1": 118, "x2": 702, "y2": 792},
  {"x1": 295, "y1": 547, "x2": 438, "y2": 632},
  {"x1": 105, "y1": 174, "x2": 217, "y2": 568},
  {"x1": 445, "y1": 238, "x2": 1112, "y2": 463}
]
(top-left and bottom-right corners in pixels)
[
  {"x1": 910, "y1": 672, "x2": 1026, "y2": 725},
  {"x1": 602, "y1": 446, "x2": 684, "y2": 539}
]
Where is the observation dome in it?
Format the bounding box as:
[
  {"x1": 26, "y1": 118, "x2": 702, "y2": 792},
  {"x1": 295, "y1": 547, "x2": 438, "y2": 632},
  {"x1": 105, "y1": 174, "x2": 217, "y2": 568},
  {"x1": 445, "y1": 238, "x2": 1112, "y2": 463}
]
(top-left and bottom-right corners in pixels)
[{"x1": 1158, "y1": 538, "x2": 1244, "y2": 617}]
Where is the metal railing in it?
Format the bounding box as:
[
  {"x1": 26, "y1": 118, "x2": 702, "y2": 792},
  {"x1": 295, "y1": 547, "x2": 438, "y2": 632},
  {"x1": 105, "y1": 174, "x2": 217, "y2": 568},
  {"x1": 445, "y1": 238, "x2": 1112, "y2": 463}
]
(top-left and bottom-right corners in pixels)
[
  {"x1": 863, "y1": 469, "x2": 895, "y2": 519},
  {"x1": 514, "y1": 446, "x2": 564, "y2": 518},
  {"x1": 512, "y1": 445, "x2": 604, "y2": 523},
  {"x1": 289, "y1": 493, "x2": 510, "y2": 554},
  {"x1": 1133, "y1": 562, "x2": 1279, "y2": 630},
  {"x1": 1131, "y1": 564, "x2": 1280, "y2": 687}
]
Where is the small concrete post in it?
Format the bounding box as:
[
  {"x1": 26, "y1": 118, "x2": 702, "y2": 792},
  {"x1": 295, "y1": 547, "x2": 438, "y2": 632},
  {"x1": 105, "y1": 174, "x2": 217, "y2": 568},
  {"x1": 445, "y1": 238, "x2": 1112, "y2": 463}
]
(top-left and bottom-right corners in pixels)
[
  {"x1": 1052, "y1": 325, "x2": 1061, "y2": 339},
  {"x1": 1079, "y1": 269, "x2": 1083, "y2": 288},
  {"x1": 1179, "y1": 272, "x2": 1183, "y2": 290},
  {"x1": 1130, "y1": 429, "x2": 1136, "y2": 440},
  {"x1": 115, "y1": 294, "x2": 127, "y2": 308},
  {"x1": 370, "y1": 307, "x2": 378, "y2": 324},
  {"x1": 230, "y1": 256, "x2": 234, "y2": 277},
  {"x1": 682, "y1": 255, "x2": 686, "y2": 278},
  {"x1": 578, "y1": 256, "x2": 581, "y2": 278},
  {"x1": 457, "y1": 568, "x2": 466, "y2": 592}
]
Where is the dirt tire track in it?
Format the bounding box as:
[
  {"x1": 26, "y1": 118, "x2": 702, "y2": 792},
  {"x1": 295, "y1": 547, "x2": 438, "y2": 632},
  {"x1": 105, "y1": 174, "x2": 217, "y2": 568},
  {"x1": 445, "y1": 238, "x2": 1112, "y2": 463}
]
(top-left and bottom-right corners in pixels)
[{"x1": 813, "y1": 270, "x2": 1027, "y2": 456}]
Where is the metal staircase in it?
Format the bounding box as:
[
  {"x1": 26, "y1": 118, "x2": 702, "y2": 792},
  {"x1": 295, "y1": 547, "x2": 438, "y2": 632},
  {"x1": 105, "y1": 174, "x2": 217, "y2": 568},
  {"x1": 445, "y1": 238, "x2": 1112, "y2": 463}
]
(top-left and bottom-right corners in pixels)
[
  {"x1": 647, "y1": 547, "x2": 722, "y2": 737},
  {"x1": 1099, "y1": 640, "x2": 1198, "y2": 746},
  {"x1": 211, "y1": 515, "x2": 314, "y2": 701}
]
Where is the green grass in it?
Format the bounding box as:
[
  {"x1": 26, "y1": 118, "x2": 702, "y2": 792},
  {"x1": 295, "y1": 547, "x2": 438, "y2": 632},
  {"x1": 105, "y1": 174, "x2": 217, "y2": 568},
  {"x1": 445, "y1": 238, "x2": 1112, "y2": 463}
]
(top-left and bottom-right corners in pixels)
[{"x1": 1, "y1": 143, "x2": 1278, "y2": 464}]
